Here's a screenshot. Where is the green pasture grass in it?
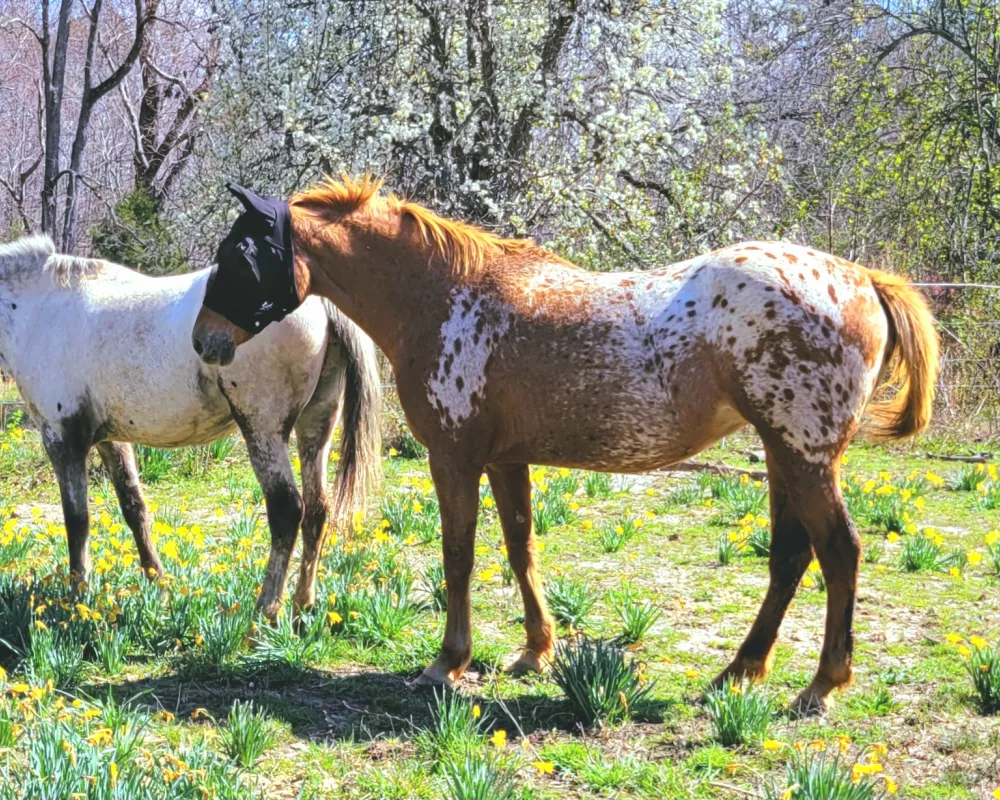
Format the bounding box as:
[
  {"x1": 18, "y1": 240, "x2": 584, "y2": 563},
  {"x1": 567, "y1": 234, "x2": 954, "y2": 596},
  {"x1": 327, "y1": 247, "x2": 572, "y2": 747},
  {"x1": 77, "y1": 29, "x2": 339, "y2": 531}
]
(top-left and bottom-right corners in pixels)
[{"x1": 0, "y1": 422, "x2": 996, "y2": 797}]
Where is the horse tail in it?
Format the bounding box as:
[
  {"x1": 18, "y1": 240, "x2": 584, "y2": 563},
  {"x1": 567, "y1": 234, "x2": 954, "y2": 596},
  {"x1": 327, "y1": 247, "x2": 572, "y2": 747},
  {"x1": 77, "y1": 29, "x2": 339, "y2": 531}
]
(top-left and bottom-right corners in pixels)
[
  {"x1": 326, "y1": 301, "x2": 382, "y2": 526},
  {"x1": 865, "y1": 268, "x2": 940, "y2": 440}
]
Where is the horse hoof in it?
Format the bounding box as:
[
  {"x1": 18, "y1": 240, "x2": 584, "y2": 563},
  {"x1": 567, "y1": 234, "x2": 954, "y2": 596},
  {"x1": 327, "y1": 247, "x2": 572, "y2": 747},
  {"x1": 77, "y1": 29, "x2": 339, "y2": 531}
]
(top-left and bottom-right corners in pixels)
[
  {"x1": 504, "y1": 649, "x2": 551, "y2": 677},
  {"x1": 410, "y1": 667, "x2": 457, "y2": 689},
  {"x1": 792, "y1": 688, "x2": 832, "y2": 717}
]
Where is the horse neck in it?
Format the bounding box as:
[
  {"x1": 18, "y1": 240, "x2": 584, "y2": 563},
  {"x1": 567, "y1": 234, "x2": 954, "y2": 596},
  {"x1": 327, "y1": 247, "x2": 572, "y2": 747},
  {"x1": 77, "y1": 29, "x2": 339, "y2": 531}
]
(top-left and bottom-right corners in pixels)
[{"x1": 293, "y1": 209, "x2": 453, "y2": 365}]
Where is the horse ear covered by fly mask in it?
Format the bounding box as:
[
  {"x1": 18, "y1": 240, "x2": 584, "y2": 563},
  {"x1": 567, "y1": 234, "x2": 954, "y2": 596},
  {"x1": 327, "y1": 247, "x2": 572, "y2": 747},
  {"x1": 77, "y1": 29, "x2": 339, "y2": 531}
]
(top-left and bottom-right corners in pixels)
[{"x1": 203, "y1": 182, "x2": 302, "y2": 333}]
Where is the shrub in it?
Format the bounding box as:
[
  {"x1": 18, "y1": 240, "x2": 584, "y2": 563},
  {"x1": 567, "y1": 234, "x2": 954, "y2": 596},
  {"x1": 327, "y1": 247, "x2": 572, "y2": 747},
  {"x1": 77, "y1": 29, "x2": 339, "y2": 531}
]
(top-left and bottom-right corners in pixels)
[
  {"x1": 703, "y1": 678, "x2": 776, "y2": 746},
  {"x1": 546, "y1": 577, "x2": 598, "y2": 629},
  {"x1": 90, "y1": 186, "x2": 188, "y2": 275},
  {"x1": 219, "y1": 700, "x2": 276, "y2": 768},
  {"x1": 550, "y1": 637, "x2": 655, "y2": 728}
]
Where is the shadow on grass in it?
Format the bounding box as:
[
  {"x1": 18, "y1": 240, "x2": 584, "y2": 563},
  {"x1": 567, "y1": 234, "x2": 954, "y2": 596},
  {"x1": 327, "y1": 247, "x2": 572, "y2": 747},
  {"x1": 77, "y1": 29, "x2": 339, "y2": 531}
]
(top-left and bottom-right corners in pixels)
[{"x1": 76, "y1": 658, "x2": 676, "y2": 745}]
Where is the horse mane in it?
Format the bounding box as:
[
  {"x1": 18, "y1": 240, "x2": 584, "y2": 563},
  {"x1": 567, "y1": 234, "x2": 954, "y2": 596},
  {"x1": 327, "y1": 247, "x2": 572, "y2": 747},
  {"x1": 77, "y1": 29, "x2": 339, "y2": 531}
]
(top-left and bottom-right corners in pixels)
[
  {"x1": 46, "y1": 253, "x2": 105, "y2": 286},
  {"x1": 291, "y1": 175, "x2": 541, "y2": 275},
  {"x1": 0, "y1": 235, "x2": 105, "y2": 287}
]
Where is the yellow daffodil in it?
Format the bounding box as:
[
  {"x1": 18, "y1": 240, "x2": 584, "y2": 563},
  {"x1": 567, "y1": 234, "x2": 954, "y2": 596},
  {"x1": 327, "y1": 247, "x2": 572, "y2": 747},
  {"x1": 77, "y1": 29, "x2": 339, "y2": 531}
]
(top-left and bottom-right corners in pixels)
[
  {"x1": 533, "y1": 760, "x2": 554, "y2": 775},
  {"x1": 489, "y1": 729, "x2": 507, "y2": 749}
]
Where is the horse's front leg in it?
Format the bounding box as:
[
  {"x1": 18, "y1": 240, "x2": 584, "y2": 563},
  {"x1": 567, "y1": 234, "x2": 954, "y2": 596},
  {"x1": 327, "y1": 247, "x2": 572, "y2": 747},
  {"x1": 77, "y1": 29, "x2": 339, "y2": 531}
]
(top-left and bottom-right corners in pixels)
[
  {"x1": 42, "y1": 432, "x2": 92, "y2": 585},
  {"x1": 415, "y1": 452, "x2": 482, "y2": 686},
  {"x1": 243, "y1": 432, "x2": 303, "y2": 621}
]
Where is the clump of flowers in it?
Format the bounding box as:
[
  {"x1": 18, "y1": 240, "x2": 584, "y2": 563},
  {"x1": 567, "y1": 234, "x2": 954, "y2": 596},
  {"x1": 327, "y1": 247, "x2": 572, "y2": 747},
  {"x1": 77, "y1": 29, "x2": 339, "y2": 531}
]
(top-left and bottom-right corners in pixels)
[
  {"x1": 721, "y1": 513, "x2": 771, "y2": 560},
  {"x1": 764, "y1": 738, "x2": 898, "y2": 798},
  {"x1": 947, "y1": 633, "x2": 1000, "y2": 713},
  {"x1": 968, "y1": 463, "x2": 1000, "y2": 508},
  {"x1": 842, "y1": 471, "x2": 929, "y2": 533}
]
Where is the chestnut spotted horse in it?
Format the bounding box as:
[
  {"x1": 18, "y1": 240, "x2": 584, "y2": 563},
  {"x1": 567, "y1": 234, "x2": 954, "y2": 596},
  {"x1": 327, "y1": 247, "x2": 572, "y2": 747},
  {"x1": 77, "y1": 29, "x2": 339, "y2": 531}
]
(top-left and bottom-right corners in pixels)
[
  {"x1": 192, "y1": 177, "x2": 939, "y2": 713},
  {"x1": 0, "y1": 235, "x2": 380, "y2": 619}
]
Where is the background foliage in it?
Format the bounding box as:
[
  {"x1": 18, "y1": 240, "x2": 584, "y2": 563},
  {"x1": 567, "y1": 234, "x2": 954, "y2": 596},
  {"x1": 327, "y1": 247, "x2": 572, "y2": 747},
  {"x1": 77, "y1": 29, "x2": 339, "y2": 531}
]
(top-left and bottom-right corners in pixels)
[{"x1": 0, "y1": 0, "x2": 996, "y2": 281}]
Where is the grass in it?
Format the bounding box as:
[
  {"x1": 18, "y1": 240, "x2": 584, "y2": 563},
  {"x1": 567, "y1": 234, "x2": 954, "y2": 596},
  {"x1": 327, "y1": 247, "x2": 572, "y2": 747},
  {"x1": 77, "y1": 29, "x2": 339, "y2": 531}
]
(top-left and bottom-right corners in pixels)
[{"x1": 0, "y1": 420, "x2": 995, "y2": 797}]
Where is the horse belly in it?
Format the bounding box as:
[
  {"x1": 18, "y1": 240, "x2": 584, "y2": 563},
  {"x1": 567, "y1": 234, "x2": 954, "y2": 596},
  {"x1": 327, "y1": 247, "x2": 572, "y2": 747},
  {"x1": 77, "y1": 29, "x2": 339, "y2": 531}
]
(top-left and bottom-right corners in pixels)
[
  {"x1": 102, "y1": 386, "x2": 236, "y2": 448},
  {"x1": 496, "y1": 358, "x2": 746, "y2": 473}
]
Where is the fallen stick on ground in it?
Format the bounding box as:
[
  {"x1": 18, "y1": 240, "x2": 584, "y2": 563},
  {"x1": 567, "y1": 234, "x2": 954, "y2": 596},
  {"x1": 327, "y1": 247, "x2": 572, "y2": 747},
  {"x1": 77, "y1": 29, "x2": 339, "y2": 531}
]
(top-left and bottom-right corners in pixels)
[
  {"x1": 925, "y1": 452, "x2": 993, "y2": 463},
  {"x1": 660, "y1": 461, "x2": 768, "y2": 482}
]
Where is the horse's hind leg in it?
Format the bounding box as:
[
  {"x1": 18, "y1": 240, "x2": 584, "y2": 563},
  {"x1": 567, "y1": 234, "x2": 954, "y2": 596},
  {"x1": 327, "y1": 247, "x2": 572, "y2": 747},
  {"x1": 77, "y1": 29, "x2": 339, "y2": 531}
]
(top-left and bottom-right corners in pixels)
[
  {"x1": 792, "y1": 463, "x2": 861, "y2": 714},
  {"x1": 486, "y1": 463, "x2": 555, "y2": 675},
  {"x1": 242, "y1": 431, "x2": 303, "y2": 620},
  {"x1": 95, "y1": 442, "x2": 162, "y2": 579},
  {"x1": 291, "y1": 395, "x2": 341, "y2": 614},
  {"x1": 713, "y1": 446, "x2": 813, "y2": 686}
]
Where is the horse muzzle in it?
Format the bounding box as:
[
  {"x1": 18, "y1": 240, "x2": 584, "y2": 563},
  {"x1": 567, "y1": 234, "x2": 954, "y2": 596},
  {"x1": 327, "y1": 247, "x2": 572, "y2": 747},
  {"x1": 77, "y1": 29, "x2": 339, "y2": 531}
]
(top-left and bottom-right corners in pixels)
[{"x1": 192, "y1": 330, "x2": 236, "y2": 367}]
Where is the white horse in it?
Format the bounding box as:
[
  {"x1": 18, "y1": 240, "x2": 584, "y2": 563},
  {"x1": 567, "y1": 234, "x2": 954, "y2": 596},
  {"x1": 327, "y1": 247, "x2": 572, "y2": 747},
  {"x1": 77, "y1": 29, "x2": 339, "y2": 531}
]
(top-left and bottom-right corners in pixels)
[{"x1": 0, "y1": 235, "x2": 381, "y2": 618}]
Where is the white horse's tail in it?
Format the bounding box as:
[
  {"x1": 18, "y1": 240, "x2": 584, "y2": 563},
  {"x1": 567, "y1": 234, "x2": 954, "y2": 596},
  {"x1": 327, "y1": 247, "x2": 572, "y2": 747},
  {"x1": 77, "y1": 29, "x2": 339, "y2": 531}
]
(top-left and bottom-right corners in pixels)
[{"x1": 326, "y1": 301, "x2": 383, "y2": 527}]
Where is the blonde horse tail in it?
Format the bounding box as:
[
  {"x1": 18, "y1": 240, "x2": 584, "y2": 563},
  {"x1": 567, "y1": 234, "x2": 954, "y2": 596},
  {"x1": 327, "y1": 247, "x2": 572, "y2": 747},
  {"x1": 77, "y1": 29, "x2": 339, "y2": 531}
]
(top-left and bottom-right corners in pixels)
[
  {"x1": 865, "y1": 269, "x2": 940, "y2": 441},
  {"x1": 327, "y1": 302, "x2": 383, "y2": 526}
]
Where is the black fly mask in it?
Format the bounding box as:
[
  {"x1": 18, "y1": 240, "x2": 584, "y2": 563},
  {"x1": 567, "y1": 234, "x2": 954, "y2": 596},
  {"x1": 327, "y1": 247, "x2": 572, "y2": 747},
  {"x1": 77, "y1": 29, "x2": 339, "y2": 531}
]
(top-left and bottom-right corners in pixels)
[{"x1": 203, "y1": 182, "x2": 302, "y2": 333}]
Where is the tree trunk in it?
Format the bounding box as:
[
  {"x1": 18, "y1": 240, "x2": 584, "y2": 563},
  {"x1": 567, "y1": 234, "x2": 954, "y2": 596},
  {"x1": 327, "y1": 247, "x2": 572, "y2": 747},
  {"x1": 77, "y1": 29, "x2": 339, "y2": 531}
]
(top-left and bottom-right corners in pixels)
[
  {"x1": 60, "y1": 0, "x2": 146, "y2": 252},
  {"x1": 40, "y1": 0, "x2": 74, "y2": 238}
]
